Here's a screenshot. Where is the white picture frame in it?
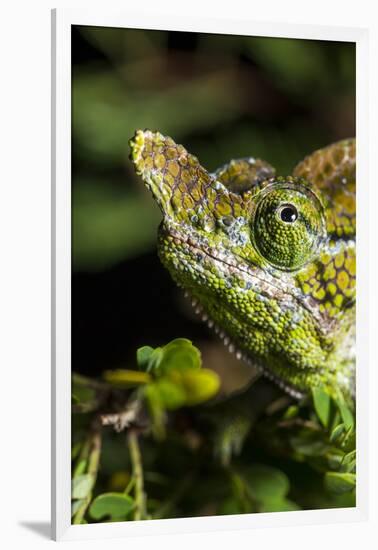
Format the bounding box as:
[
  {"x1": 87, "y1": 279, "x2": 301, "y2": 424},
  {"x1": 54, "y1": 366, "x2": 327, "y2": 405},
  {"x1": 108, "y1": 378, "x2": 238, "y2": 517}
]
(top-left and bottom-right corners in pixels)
[{"x1": 51, "y1": 8, "x2": 369, "y2": 541}]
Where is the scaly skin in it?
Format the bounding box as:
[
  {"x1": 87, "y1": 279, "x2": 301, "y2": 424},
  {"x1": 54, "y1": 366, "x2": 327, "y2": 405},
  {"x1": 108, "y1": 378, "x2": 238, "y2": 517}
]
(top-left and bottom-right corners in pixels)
[{"x1": 129, "y1": 130, "x2": 355, "y2": 401}]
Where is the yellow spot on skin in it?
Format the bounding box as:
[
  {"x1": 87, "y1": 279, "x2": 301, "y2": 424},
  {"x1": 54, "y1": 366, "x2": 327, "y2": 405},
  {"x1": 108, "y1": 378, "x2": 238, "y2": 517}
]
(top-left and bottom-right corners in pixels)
[
  {"x1": 164, "y1": 173, "x2": 174, "y2": 186},
  {"x1": 188, "y1": 155, "x2": 198, "y2": 167},
  {"x1": 166, "y1": 147, "x2": 177, "y2": 160},
  {"x1": 302, "y1": 283, "x2": 310, "y2": 294},
  {"x1": 307, "y1": 263, "x2": 317, "y2": 278},
  {"x1": 334, "y1": 252, "x2": 344, "y2": 269},
  {"x1": 183, "y1": 195, "x2": 194, "y2": 209},
  {"x1": 314, "y1": 287, "x2": 326, "y2": 301},
  {"x1": 344, "y1": 287, "x2": 354, "y2": 298},
  {"x1": 336, "y1": 226, "x2": 345, "y2": 237},
  {"x1": 167, "y1": 161, "x2": 180, "y2": 177},
  {"x1": 190, "y1": 185, "x2": 203, "y2": 202},
  {"x1": 320, "y1": 253, "x2": 331, "y2": 265},
  {"x1": 154, "y1": 153, "x2": 166, "y2": 170},
  {"x1": 171, "y1": 195, "x2": 182, "y2": 210},
  {"x1": 144, "y1": 156, "x2": 153, "y2": 170},
  {"x1": 334, "y1": 294, "x2": 343, "y2": 308},
  {"x1": 344, "y1": 255, "x2": 356, "y2": 276},
  {"x1": 143, "y1": 144, "x2": 152, "y2": 157},
  {"x1": 324, "y1": 263, "x2": 336, "y2": 281},
  {"x1": 327, "y1": 282, "x2": 337, "y2": 296},
  {"x1": 181, "y1": 169, "x2": 191, "y2": 184},
  {"x1": 337, "y1": 270, "x2": 350, "y2": 291},
  {"x1": 216, "y1": 200, "x2": 232, "y2": 216}
]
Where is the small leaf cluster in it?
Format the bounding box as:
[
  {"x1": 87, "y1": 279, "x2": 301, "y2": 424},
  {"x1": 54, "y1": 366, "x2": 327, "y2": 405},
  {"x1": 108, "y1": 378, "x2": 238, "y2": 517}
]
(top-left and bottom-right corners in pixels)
[
  {"x1": 104, "y1": 338, "x2": 220, "y2": 438},
  {"x1": 219, "y1": 465, "x2": 299, "y2": 515},
  {"x1": 71, "y1": 339, "x2": 221, "y2": 523},
  {"x1": 72, "y1": 340, "x2": 356, "y2": 523},
  {"x1": 312, "y1": 388, "x2": 356, "y2": 495},
  {"x1": 269, "y1": 387, "x2": 356, "y2": 496}
]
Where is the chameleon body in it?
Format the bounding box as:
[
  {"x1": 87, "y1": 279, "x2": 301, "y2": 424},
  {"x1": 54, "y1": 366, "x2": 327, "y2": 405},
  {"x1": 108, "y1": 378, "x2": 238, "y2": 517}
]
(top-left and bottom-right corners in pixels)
[{"x1": 130, "y1": 130, "x2": 356, "y2": 401}]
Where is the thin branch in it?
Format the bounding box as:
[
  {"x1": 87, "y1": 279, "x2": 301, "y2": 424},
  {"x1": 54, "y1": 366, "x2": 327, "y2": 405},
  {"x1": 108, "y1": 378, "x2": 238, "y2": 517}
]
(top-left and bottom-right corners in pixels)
[
  {"x1": 127, "y1": 430, "x2": 146, "y2": 521},
  {"x1": 72, "y1": 372, "x2": 110, "y2": 391},
  {"x1": 72, "y1": 427, "x2": 102, "y2": 525},
  {"x1": 101, "y1": 400, "x2": 141, "y2": 432}
]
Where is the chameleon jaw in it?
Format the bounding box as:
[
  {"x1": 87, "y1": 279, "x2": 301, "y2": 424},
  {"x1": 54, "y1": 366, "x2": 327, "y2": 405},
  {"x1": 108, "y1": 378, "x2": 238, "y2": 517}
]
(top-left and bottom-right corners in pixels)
[
  {"x1": 157, "y1": 224, "x2": 322, "y2": 400},
  {"x1": 182, "y1": 283, "x2": 306, "y2": 400}
]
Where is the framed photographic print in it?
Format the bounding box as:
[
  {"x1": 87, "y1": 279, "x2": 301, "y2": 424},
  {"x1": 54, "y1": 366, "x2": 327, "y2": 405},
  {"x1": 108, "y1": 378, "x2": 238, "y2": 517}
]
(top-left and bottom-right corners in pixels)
[{"x1": 51, "y1": 8, "x2": 369, "y2": 541}]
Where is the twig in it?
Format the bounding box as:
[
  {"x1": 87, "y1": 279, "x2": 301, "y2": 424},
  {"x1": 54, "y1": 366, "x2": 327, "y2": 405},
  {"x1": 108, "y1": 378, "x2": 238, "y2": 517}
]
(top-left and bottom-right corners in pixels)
[
  {"x1": 127, "y1": 430, "x2": 145, "y2": 521},
  {"x1": 72, "y1": 427, "x2": 102, "y2": 525},
  {"x1": 72, "y1": 372, "x2": 110, "y2": 391},
  {"x1": 101, "y1": 400, "x2": 141, "y2": 432}
]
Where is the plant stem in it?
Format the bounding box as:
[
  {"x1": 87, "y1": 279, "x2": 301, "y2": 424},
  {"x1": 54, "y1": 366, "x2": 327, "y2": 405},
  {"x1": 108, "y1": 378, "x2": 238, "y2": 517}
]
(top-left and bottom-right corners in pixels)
[
  {"x1": 72, "y1": 372, "x2": 110, "y2": 391},
  {"x1": 127, "y1": 430, "x2": 145, "y2": 520},
  {"x1": 72, "y1": 427, "x2": 102, "y2": 525}
]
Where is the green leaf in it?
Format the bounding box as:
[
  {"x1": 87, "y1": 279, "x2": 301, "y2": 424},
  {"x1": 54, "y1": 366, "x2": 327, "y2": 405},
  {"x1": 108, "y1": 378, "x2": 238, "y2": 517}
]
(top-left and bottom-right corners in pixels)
[
  {"x1": 136, "y1": 346, "x2": 155, "y2": 370},
  {"x1": 71, "y1": 499, "x2": 85, "y2": 517},
  {"x1": 179, "y1": 368, "x2": 220, "y2": 405},
  {"x1": 243, "y1": 465, "x2": 290, "y2": 501},
  {"x1": 340, "y1": 425, "x2": 356, "y2": 452},
  {"x1": 330, "y1": 423, "x2": 345, "y2": 443},
  {"x1": 341, "y1": 450, "x2": 356, "y2": 473},
  {"x1": 324, "y1": 472, "x2": 356, "y2": 494},
  {"x1": 259, "y1": 497, "x2": 300, "y2": 513},
  {"x1": 282, "y1": 405, "x2": 299, "y2": 420},
  {"x1": 157, "y1": 339, "x2": 201, "y2": 375},
  {"x1": 290, "y1": 436, "x2": 329, "y2": 457},
  {"x1": 153, "y1": 379, "x2": 187, "y2": 410},
  {"x1": 89, "y1": 492, "x2": 134, "y2": 521},
  {"x1": 71, "y1": 383, "x2": 96, "y2": 405},
  {"x1": 334, "y1": 395, "x2": 355, "y2": 431},
  {"x1": 312, "y1": 387, "x2": 331, "y2": 428},
  {"x1": 145, "y1": 368, "x2": 220, "y2": 410},
  {"x1": 73, "y1": 458, "x2": 88, "y2": 477},
  {"x1": 326, "y1": 448, "x2": 345, "y2": 470},
  {"x1": 218, "y1": 496, "x2": 245, "y2": 515},
  {"x1": 72, "y1": 394, "x2": 80, "y2": 405},
  {"x1": 72, "y1": 474, "x2": 94, "y2": 500},
  {"x1": 103, "y1": 369, "x2": 151, "y2": 387}
]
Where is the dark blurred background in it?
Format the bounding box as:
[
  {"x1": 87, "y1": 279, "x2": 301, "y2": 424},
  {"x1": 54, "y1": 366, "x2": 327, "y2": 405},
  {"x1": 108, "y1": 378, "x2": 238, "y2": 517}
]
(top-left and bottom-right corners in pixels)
[{"x1": 72, "y1": 26, "x2": 355, "y2": 384}]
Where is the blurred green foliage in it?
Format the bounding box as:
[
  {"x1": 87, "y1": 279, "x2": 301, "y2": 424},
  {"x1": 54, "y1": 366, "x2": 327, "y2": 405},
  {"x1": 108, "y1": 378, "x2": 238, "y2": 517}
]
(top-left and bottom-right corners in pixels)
[{"x1": 72, "y1": 339, "x2": 355, "y2": 523}]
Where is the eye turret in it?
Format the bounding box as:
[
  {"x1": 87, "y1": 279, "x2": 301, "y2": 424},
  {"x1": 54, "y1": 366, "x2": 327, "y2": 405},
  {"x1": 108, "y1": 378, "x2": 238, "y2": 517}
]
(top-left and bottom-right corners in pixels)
[{"x1": 252, "y1": 180, "x2": 325, "y2": 271}]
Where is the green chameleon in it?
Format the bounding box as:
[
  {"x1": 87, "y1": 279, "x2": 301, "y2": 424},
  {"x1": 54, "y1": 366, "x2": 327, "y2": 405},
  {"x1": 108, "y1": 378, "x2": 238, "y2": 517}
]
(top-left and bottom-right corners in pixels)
[{"x1": 129, "y1": 130, "x2": 355, "y2": 402}]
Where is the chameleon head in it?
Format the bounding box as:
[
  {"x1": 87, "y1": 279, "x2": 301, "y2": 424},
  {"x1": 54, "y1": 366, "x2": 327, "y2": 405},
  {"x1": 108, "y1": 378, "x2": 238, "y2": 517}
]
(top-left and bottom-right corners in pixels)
[{"x1": 129, "y1": 130, "x2": 355, "y2": 399}]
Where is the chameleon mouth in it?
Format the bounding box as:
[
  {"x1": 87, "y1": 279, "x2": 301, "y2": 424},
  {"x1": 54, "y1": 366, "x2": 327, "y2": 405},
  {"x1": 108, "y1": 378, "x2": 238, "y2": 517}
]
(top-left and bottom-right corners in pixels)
[
  {"x1": 159, "y1": 225, "x2": 307, "y2": 399},
  {"x1": 160, "y1": 224, "x2": 325, "y2": 327}
]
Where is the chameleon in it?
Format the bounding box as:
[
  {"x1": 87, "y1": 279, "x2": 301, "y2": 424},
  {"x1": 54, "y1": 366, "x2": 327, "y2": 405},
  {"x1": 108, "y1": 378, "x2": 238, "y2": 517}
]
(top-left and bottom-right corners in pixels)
[{"x1": 129, "y1": 130, "x2": 356, "y2": 402}]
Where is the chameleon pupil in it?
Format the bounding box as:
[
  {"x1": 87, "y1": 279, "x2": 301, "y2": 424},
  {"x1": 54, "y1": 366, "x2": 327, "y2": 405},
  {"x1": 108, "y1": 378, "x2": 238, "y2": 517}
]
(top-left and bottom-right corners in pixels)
[{"x1": 279, "y1": 204, "x2": 298, "y2": 223}]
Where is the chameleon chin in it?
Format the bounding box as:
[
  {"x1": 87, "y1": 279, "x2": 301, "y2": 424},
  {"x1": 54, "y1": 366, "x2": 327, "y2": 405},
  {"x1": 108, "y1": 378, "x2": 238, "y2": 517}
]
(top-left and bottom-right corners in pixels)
[{"x1": 130, "y1": 130, "x2": 355, "y2": 402}]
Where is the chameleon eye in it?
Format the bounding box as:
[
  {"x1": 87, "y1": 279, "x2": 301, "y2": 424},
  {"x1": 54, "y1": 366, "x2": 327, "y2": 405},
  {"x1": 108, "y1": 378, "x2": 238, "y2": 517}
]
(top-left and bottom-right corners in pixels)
[
  {"x1": 252, "y1": 183, "x2": 325, "y2": 271},
  {"x1": 278, "y1": 203, "x2": 298, "y2": 223}
]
